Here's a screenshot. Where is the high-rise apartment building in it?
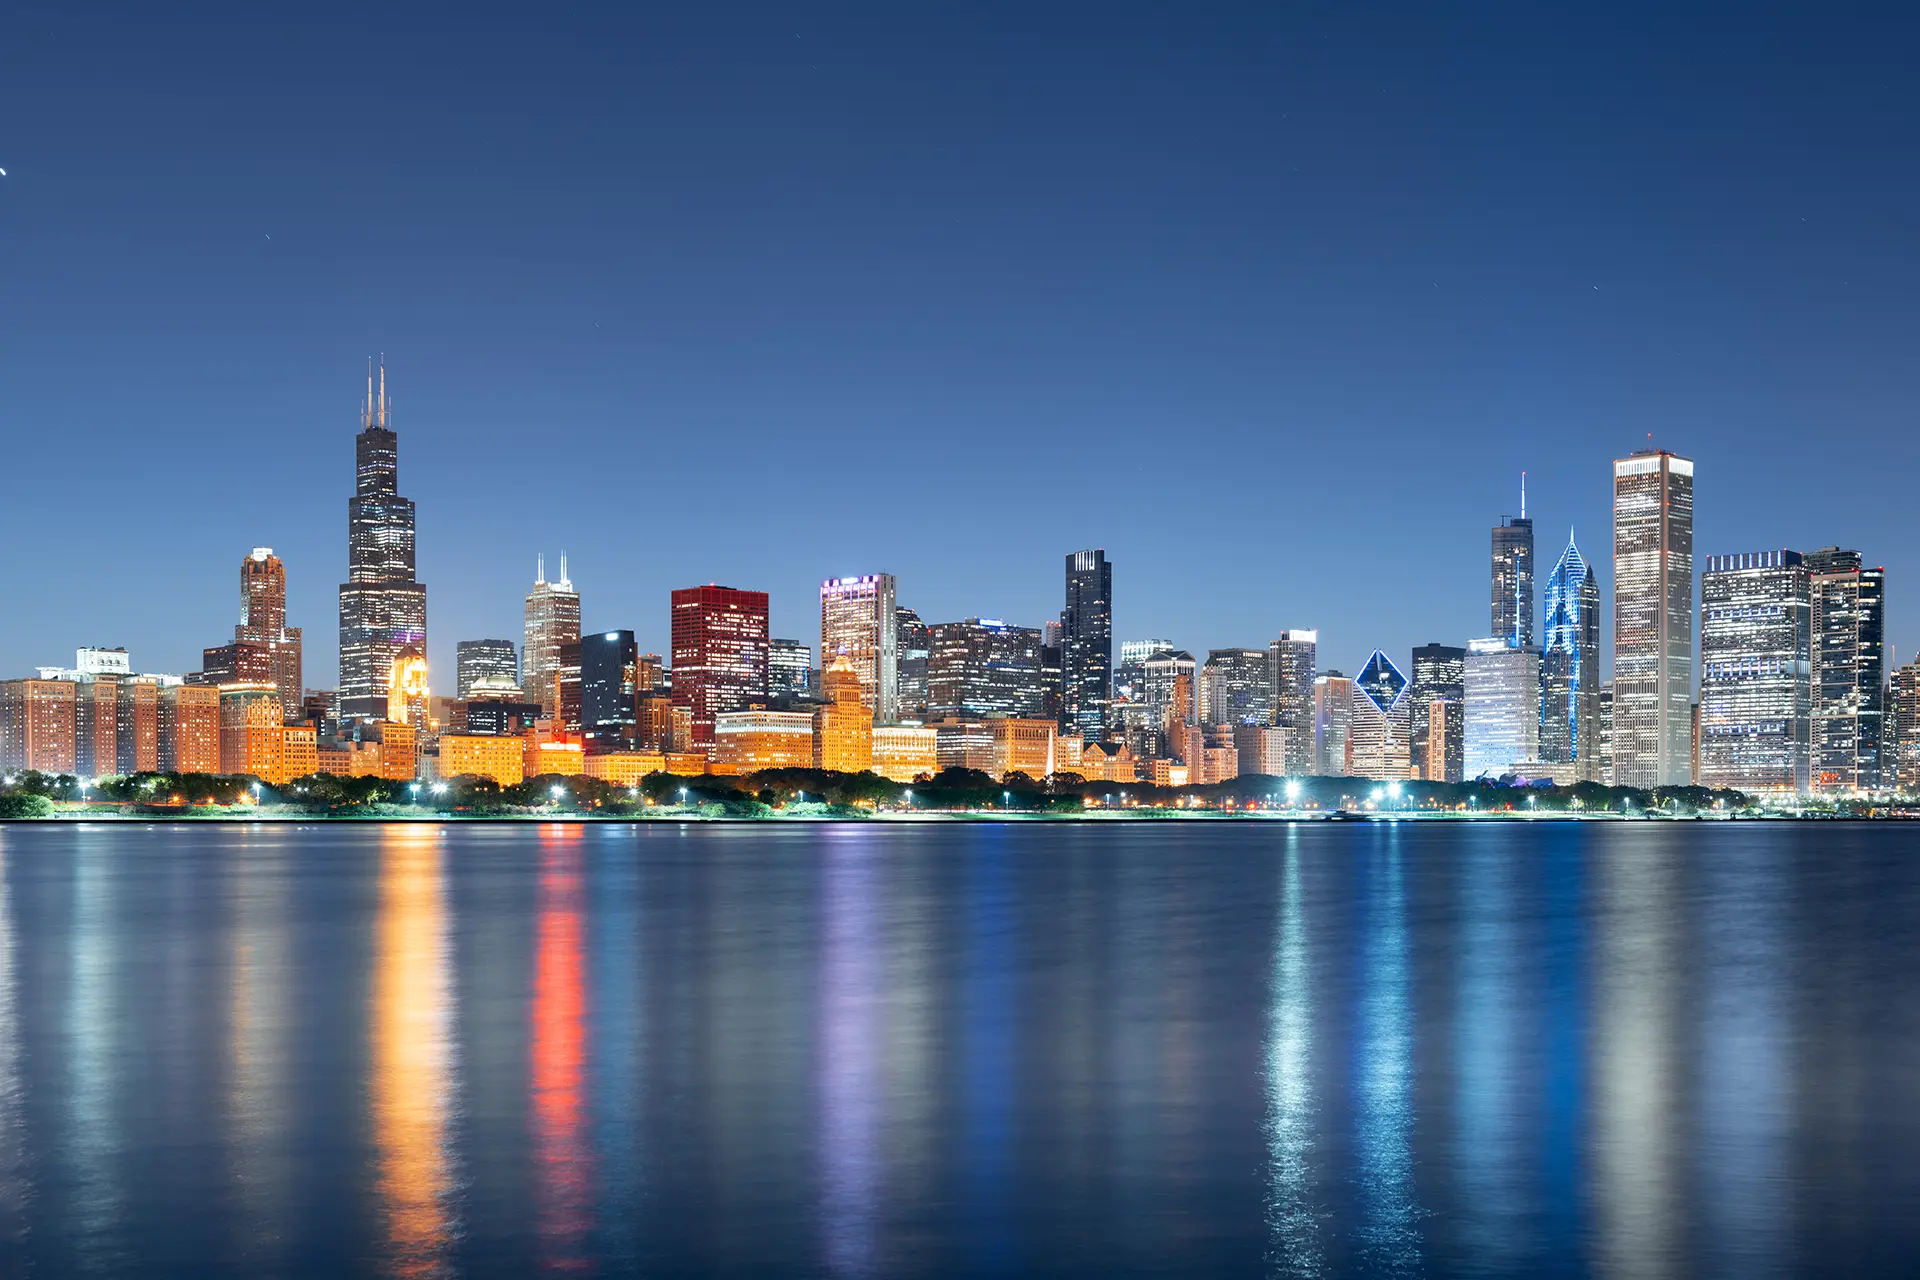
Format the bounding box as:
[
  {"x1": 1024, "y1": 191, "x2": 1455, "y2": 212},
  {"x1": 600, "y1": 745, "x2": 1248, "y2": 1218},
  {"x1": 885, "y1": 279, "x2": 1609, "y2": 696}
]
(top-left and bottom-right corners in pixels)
[
  {"x1": 820, "y1": 575, "x2": 898, "y2": 723},
  {"x1": 1806, "y1": 547, "x2": 1886, "y2": 792},
  {"x1": 456, "y1": 639, "x2": 519, "y2": 699},
  {"x1": 926, "y1": 619, "x2": 1048, "y2": 721},
  {"x1": 1425, "y1": 700, "x2": 1465, "y2": 783},
  {"x1": 114, "y1": 677, "x2": 161, "y2": 775},
  {"x1": 1141, "y1": 649, "x2": 1198, "y2": 735},
  {"x1": 1349, "y1": 650, "x2": 1411, "y2": 780},
  {"x1": 670, "y1": 585, "x2": 770, "y2": 749},
  {"x1": 894, "y1": 608, "x2": 930, "y2": 719},
  {"x1": 1492, "y1": 488, "x2": 1536, "y2": 648},
  {"x1": 523, "y1": 554, "x2": 581, "y2": 718},
  {"x1": 159, "y1": 684, "x2": 220, "y2": 774},
  {"x1": 1541, "y1": 532, "x2": 1602, "y2": 780},
  {"x1": 1698, "y1": 551, "x2": 1811, "y2": 793},
  {"x1": 1464, "y1": 638, "x2": 1541, "y2": 780},
  {"x1": 1201, "y1": 649, "x2": 1272, "y2": 727},
  {"x1": 769, "y1": 639, "x2": 814, "y2": 699},
  {"x1": 1061, "y1": 550, "x2": 1113, "y2": 742},
  {"x1": 1612, "y1": 449, "x2": 1694, "y2": 787},
  {"x1": 338, "y1": 362, "x2": 427, "y2": 723},
  {"x1": 581, "y1": 630, "x2": 640, "y2": 753},
  {"x1": 1271, "y1": 631, "x2": 1318, "y2": 776},
  {"x1": 1408, "y1": 643, "x2": 1465, "y2": 780},
  {"x1": 235, "y1": 548, "x2": 303, "y2": 721},
  {"x1": 0, "y1": 679, "x2": 78, "y2": 774}
]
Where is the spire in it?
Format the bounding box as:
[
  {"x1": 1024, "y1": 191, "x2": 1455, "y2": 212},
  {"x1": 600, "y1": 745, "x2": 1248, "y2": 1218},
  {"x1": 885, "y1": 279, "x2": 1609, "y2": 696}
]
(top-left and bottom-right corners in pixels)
[
  {"x1": 537, "y1": 553, "x2": 546, "y2": 585},
  {"x1": 559, "y1": 552, "x2": 570, "y2": 587},
  {"x1": 1520, "y1": 471, "x2": 1526, "y2": 520},
  {"x1": 376, "y1": 355, "x2": 388, "y2": 428},
  {"x1": 363, "y1": 358, "x2": 373, "y2": 429}
]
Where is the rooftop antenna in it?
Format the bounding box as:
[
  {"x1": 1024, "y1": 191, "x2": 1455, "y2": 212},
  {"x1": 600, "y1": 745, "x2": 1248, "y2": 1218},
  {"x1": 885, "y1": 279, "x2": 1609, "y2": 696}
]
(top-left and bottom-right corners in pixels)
[
  {"x1": 1520, "y1": 471, "x2": 1526, "y2": 520},
  {"x1": 377, "y1": 354, "x2": 387, "y2": 428},
  {"x1": 364, "y1": 358, "x2": 373, "y2": 429},
  {"x1": 537, "y1": 553, "x2": 546, "y2": 584},
  {"x1": 560, "y1": 551, "x2": 569, "y2": 586}
]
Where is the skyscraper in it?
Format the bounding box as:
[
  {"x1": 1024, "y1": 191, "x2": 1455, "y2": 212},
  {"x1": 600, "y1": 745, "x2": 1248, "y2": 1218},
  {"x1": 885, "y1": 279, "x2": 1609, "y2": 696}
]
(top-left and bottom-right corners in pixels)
[
  {"x1": 1408, "y1": 643, "x2": 1465, "y2": 781},
  {"x1": 1201, "y1": 649, "x2": 1272, "y2": 727},
  {"x1": 1312, "y1": 672, "x2": 1353, "y2": 777},
  {"x1": 1612, "y1": 448, "x2": 1694, "y2": 787},
  {"x1": 1464, "y1": 638, "x2": 1541, "y2": 779},
  {"x1": 1491, "y1": 480, "x2": 1535, "y2": 648},
  {"x1": 768, "y1": 638, "x2": 814, "y2": 699},
  {"x1": 237, "y1": 547, "x2": 303, "y2": 720},
  {"x1": 1699, "y1": 551, "x2": 1811, "y2": 793},
  {"x1": 1887, "y1": 660, "x2": 1920, "y2": 793},
  {"x1": 523, "y1": 554, "x2": 581, "y2": 718},
  {"x1": 1806, "y1": 547, "x2": 1886, "y2": 792},
  {"x1": 1349, "y1": 650, "x2": 1411, "y2": 780},
  {"x1": 1061, "y1": 549, "x2": 1113, "y2": 742},
  {"x1": 894, "y1": 607, "x2": 930, "y2": 719},
  {"x1": 456, "y1": 639, "x2": 519, "y2": 699},
  {"x1": 818, "y1": 575, "x2": 898, "y2": 723},
  {"x1": 670, "y1": 585, "x2": 770, "y2": 749},
  {"x1": 1540, "y1": 531, "x2": 1602, "y2": 779},
  {"x1": 580, "y1": 630, "x2": 640, "y2": 753},
  {"x1": 925, "y1": 619, "x2": 1048, "y2": 721},
  {"x1": 1114, "y1": 639, "x2": 1173, "y2": 706},
  {"x1": 337, "y1": 362, "x2": 427, "y2": 723},
  {"x1": 1270, "y1": 631, "x2": 1318, "y2": 776}
]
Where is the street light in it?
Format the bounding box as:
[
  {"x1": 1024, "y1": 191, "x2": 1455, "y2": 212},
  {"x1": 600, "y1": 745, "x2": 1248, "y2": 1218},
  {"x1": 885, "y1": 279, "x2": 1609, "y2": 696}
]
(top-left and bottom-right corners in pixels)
[
  {"x1": 432, "y1": 782, "x2": 448, "y2": 797},
  {"x1": 1285, "y1": 780, "x2": 1301, "y2": 804},
  {"x1": 551, "y1": 785, "x2": 566, "y2": 802}
]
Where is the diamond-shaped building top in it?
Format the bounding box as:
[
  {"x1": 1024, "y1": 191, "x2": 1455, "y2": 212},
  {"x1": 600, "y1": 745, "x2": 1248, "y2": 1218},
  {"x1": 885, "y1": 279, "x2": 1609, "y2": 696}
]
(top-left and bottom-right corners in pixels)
[{"x1": 1355, "y1": 649, "x2": 1409, "y2": 715}]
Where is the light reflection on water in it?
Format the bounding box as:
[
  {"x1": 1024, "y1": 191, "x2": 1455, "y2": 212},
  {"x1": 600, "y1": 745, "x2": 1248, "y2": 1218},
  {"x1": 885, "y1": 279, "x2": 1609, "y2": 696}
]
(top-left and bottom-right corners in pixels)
[{"x1": 0, "y1": 821, "x2": 1915, "y2": 1277}]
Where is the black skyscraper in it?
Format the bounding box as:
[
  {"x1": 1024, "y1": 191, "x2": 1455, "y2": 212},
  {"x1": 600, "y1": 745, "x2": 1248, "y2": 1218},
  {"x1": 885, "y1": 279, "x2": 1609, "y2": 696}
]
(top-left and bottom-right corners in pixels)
[
  {"x1": 1408, "y1": 643, "x2": 1466, "y2": 779},
  {"x1": 338, "y1": 361, "x2": 427, "y2": 722},
  {"x1": 1491, "y1": 515, "x2": 1535, "y2": 648},
  {"x1": 1062, "y1": 549, "x2": 1113, "y2": 741}
]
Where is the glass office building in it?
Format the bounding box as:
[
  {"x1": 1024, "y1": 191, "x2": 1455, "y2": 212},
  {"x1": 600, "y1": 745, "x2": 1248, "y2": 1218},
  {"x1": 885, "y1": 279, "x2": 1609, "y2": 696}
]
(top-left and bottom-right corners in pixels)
[{"x1": 1698, "y1": 550, "x2": 1810, "y2": 793}]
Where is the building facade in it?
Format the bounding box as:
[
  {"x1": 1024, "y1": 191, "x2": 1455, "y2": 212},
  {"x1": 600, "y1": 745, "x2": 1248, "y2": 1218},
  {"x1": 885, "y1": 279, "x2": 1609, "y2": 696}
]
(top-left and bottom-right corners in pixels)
[
  {"x1": 820, "y1": 575, "x2": 898, "y2": 724},
  {"x1": 768, "y1": 638, "x2": 814, "y2": 698},
  {"x1": 711, "y1": 709, "x2": 815, "y2": 773},
  {"x1": 522, "y1": 554, "x2": 581, "y2": 718},
  {"x1": 1270, "y1": 631, "x2": 1318, "y2": 777},
  {"x1": 813, "y1": 655, "x2": 874, "y2": 773},
  {"x1": 236, "y1": 547, "x2": 303, "y2": 721},
  {"x1": 1887, "y1": 661, "x2": 1920, "y2": 793},
  {"x1": 1492, "y1": 510, "x2": 1536, "y2": 649},
  {"x1": 894, "y1": 608, "x2": 930, "y2": 720},
  {"x1": 0, "y1": 679, "x2": 77, "y2": 774},
  {"x1": 926, "y1": 619, "x2": 1048, "y2": 721},
  {"x1": 872, "y1": 725, "x2": 938, "y2": 782},
  {"x1": 456, "y1": 639, "x2": 519, "y2": 699},
  {"x1": 1540, "y1": 532, "x2": 1603, "y2": 780},
  {"x1": 1061, "y1": 549, "x2": 1113, "y2": 743},
  {"x1": 1698, "y1": 551, "x2": 1811, "y2": 793},
  {"x1": 670, "y1": 585, "x2": 770, "y2": 749},
  {"x1": 1202, "y1": 648, "x2": 1273, "y2": 728},
  {"x1": 1464, "y1": 639, "x2": 1541, "y2": 780},
  {"x1": 1806, "y1": 547, "x2": 1887, "y2": 792},
  {"x1": 580, "y1": 630, "x2": 640, "y2": 753},
  {"x1": 338, "y1": 363, "x2": 428, "y2": 723},
  {"x1": 1408, "y1": 643, "x2": 1465, "y2": 781},
  {"x1": 1312, "y1": 673, "x2": 1353, "y2": 777},
  {"x1": 1348, "y1": 650, "x2": 1411, "y2": 781},
  {"x1": 1612, "y1": 449, "x2": 1695, "y2": 787}
]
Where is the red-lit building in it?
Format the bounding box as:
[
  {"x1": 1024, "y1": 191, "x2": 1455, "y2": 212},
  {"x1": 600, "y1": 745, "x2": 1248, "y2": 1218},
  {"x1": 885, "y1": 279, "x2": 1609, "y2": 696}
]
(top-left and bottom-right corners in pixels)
[{"x1": 670, "y1": 585, "x2": 769, "y2": 749}]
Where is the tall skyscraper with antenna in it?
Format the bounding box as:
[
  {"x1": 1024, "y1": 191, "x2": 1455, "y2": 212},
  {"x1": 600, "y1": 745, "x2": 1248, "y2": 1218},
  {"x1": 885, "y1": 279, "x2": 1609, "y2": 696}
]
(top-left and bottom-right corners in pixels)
[
  {"x1": 523, "y1": 553, "x2": 581, "y2": 718},
  {"x1": 337, "y1": 360, "x2": 427, "y2": 723}
]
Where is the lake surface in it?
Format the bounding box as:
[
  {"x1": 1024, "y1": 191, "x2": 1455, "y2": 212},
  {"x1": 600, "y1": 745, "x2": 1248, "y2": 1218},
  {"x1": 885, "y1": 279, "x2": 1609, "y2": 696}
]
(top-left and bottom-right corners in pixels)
[{"x1": 0, "y1": 820, "x2": 1916, "y2": 1277}]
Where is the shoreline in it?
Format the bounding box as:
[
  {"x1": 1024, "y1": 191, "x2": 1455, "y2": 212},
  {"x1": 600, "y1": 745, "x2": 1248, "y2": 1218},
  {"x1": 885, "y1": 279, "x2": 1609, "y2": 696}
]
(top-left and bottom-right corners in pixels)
[{"x1": 0, "y1": 810, "x2": 1845, "y2": 825}]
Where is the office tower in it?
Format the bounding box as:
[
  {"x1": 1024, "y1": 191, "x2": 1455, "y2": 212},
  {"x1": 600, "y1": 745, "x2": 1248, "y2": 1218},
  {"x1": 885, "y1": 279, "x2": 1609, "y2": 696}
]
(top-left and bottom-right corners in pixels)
[
  {"x1": 0, "y1": 678, "x2": 78, "y2": 773},
  {"x1": 523, "y1": 554, "x2": 581, "y2": 718},
  {"x1": 1142, "y1": 649, "x2": 1198, "y2": 731},
  {"x1": 1312, "y1": 673, "x2": 1354, "y2": 777},
  {"x1": 1061, "y1": 550, "x2": 1114, "y2": 742},
  {"x1": 1596, "y1": 686, "x2": 1615, "y2": 785},
  {"x1": 1040, "y1": 639, "x2": 1063, "y2": 727},
  {"x1": 813, "y1": 654, "x2": 874, "y2": 772},
  {"x1": 202, "y1": 641, "x2": 274, "y2": 687},
  {"x1": 1612, "y1": 448, "x2": 1695, "y2": 787},
  {"x1": 338, "y1": 361, "x2": 427, "y2": 723},
  {"x1": 820, "y1": 574, "x2": 898, "y2": 723},
  {"x1": 1349, "y1": 650, "x2": 1411, "y2": 780},
  {"x1": 581, "y1": 630, "x2": 640, "y2": 753},
  {"x1": 1806, "y1": 547, "x2": 1887, "y2": 792},
  {"x1": 1114, "y1": 638, "x2": 1174, "y2": 705},
  {"x1": 1202, "y1": 649, "x2": 1273, "y2": 727},
  {"x1": 1408, "y1": 643, "x2": 1465, "y2": 780},
  {"x1": 1491, "y1": 480, "x2": 1535, "y2": 648},
  {"x1": 233, "y1": 548, "x2": 304, "y2": 721},
  {"x1": 894, "y1": 608, "x2": 930, "y2": 719},
  {"x1": 456, "y1": 639, "x2": 519, "y2": 699},
  {"x1": 670, "y1": 585, "x2": 771, "y2": 749},
  {"x1": 1541, "y1": 532, "x2": 1603, "y2": 779},
  {"x1": 1270, "y1": 631, "x2": 1318, "y2": 776},
  {"x1": 925, "y1": 619, "x2": 1048, "y2": 721},
  {"x1": 1425, "y1": 699, "x2": 1465, "y2": 783},
  {"x1": 1464, "y1": 638, "x2": 1541, "y2": 779},
  {"x1": 159, "y1": 684, "x2": 220, "y2": 774},
  {"x1": 554, "y1": 641, "x2": 583, "y2": 733},
  {"x1": 769, "y1": 639, "x2": 814, "y2": 699},
  {"x1": 1888, "y1": 660, "x2": 1920, "y2": 792},
  {"x1": 386, "y1": 647, "x2": 430, "y2": 728},
  {"x1": 1698, "y1": 551, "x2": 1811, "y2": 793}
]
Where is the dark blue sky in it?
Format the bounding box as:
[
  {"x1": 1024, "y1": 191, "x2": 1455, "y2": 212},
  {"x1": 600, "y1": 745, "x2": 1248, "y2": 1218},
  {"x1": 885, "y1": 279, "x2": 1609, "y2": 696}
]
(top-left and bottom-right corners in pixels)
[{"x1": 3, "y1": 2, "x2": 1916, "y2": 685}]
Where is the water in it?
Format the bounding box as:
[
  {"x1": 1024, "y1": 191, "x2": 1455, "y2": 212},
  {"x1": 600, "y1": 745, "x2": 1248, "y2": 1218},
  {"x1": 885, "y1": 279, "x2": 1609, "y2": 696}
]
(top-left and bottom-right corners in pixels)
[{"x1": 0, "y1": 820, "x2": 1916, "y2": 1278}]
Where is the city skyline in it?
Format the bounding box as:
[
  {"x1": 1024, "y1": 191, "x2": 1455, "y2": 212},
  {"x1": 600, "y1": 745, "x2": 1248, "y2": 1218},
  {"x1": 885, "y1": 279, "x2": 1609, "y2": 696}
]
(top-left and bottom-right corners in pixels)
[{"x1": 5, "y1": 8, "x2": 1919, "y2": 685}]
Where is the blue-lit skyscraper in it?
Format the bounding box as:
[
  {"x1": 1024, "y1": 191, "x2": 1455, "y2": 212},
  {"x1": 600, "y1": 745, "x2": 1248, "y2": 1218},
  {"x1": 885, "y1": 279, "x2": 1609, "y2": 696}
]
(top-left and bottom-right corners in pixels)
[{"x1": 1541, "y1": 532, "x2": 1602, "y2": 779}]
